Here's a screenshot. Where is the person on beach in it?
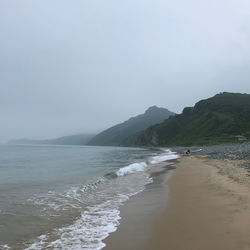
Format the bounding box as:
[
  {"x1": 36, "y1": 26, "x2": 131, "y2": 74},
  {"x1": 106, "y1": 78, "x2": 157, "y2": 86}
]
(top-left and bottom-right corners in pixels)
[{"x1": 185, "y1": 149, "x2": 190, "y2": 155}]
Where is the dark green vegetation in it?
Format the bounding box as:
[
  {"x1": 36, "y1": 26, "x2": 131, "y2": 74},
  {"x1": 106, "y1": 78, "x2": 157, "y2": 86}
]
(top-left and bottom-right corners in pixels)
[
  {"x1": 133, "y1": 93, "x2": 250, "y2": 146},
  {"x1": 88, "y1": 106, "x2": 175, "y2": 146},
  {"x1": 8, "y1": 134, "x2": 94, "y2": 146}
]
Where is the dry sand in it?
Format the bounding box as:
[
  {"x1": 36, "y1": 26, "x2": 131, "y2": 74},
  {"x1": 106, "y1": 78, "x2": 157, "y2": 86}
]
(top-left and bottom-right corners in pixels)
[
  {"x1": 147, "y1": 156, "x2": 250, "y2": 250},
  {"x1": 105, "y1": 156, "x2": 250, "y2": 250}
]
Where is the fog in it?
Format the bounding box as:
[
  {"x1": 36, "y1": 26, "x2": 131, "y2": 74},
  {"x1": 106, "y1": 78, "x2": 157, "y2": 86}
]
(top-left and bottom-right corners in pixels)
[{"x1": 1, "y1": 0, "x2": 250, "y2": 142}]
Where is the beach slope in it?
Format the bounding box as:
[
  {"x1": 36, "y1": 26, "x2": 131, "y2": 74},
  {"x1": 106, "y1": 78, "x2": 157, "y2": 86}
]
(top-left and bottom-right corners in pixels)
[{"x1": 148, "y1": 156, "x2": 250, "y2": 250}]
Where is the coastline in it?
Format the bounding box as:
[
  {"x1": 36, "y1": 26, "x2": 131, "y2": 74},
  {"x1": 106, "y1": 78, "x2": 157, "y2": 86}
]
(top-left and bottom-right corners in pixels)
[
  {"x1": 105, "y1": 155, "x2": 250, "y2": 250},
  {"x1": 104, "y1": 160, "x2": 177, "y2": 250}
]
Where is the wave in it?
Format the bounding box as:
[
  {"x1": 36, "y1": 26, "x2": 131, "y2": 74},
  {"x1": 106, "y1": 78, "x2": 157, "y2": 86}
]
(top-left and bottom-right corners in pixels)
[
  {"x1": 25, "y1": 197, "x2": 127, "y2": 250},
  {"x1": 25, "y1": 148, "x2": 178, "y2": 250},
  {"x1": 149, "y1": 149, "x2": 179, "y2": 164},
  {"x1": 116, "y1": 162, "x2": 148, "y2": 176},
  {"x1": 114, "y1": 149, "x2": 179, "y2": 177},
  {"x1": 25, "y1": 180, "x2": 150, "y2": 250},
  {"x1": 0, "y1": 244, "x2": 10, "y2": 250},
  {"x1": 28, "y1": 177, "x2": 107, "y2": 214}
]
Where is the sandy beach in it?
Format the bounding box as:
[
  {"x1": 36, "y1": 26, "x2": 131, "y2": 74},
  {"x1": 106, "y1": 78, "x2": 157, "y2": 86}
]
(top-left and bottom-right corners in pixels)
[
  {"x1": 106, "y1": 155, "x2": 250, "y2": 250},
  {"x1": 104, "y1": 161, "x2": 176, "y2": 250}
]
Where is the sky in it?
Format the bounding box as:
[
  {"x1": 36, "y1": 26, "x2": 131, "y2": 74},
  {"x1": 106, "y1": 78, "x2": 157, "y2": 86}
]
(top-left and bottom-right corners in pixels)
[{"x1": 0, "y1": 0, "x2": 250, "y2": 142}]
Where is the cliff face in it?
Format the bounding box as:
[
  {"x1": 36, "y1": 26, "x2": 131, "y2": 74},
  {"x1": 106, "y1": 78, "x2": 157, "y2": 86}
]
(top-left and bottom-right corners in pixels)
[
  {"x1": 88, "y1": 106, "x2": 175, "y2": 146},
  {"x1": 134, "y1": 93, "x2": 250, "y2": 146}
]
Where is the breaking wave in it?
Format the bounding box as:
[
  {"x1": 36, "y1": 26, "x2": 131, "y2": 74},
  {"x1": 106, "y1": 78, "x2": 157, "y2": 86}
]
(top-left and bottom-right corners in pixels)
[{"x1": 25, "y1": 148, "x2": 178, "y2": 250}]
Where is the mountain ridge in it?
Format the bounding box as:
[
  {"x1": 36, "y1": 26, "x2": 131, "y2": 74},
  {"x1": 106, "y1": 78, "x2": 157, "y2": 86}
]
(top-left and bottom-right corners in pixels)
[
  {"x1": 88, "y1": 106, "x2": 175, "y2": 146},
  {"x1": 132, "y1": 92, "x2": 250, "y2": 146}
]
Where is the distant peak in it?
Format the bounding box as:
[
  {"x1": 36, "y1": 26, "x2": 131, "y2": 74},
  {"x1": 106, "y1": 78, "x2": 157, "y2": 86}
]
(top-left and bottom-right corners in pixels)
[
  {"x1": 145, "y1": 106, "x2": 160, "y2": 113},
  {"x1": 145, "y1": 106, "x2": 169, "y2": 114}
]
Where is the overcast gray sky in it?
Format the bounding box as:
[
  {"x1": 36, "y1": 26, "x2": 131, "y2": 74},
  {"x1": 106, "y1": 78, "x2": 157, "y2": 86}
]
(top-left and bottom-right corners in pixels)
[{"x1": 1, "y1": 0, "x2": 250, "y2": 142}]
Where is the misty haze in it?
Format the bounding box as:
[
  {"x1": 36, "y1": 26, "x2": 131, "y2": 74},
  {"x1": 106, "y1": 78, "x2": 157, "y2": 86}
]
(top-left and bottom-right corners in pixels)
[
  {"x1": 1, "y1": 1, "x2": 250, "y2": 250},
  {"x1": 1, "y1": 0, "x2": 250, "y2": 143}
]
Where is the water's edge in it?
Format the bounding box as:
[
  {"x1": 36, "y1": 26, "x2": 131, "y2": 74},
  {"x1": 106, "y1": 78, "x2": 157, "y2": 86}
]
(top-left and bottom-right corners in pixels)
[
  {"x1": 103, "y1": 158, "x2": 179, "y2": 250},
  {"x1": 0, "y1": 146, "x2": 179, "y2": 250}
]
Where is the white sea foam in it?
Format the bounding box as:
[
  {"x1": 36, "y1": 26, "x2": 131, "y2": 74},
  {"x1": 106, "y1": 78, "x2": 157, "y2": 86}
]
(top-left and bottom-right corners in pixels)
[
  {"x1": 149, "y1": 149, "x2": 179, "y2": 164},
  {"x1": 26, "y1": 194, "x2": 131, "y2": 250},
  {"x1": 25, "y1": 172, "x2": 153, "y2": 250},
  {"x1": 25, "y1": 149, "x2": 177, "y2": 250},
  {"x1": 28, "y1": 178, "x2": 107, "y2": 214},
  {"x1": 0, "y1": 244, "x2": 10, "y2": 250},
  {"x1": 116, "y1": 162, "x2": 147, "y2": 176}
]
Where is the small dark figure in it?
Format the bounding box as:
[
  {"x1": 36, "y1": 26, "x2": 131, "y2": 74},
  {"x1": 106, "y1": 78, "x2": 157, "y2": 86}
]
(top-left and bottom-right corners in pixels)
[{"x1": 185, "y1": 149, "x2": 190, "y2": 155}]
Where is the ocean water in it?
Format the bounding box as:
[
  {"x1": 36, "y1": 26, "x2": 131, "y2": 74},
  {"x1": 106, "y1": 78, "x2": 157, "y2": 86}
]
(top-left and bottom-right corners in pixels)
[{"x1": 0, "y1": 144, "x2": 178, "y2": 250}]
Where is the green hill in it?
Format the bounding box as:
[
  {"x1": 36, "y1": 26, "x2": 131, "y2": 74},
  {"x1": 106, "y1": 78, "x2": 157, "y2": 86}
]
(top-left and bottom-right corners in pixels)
[
  {"x1": 133, "y1": 92, "x2": 250, "y2": 146},
  {"x1": 88, "y1": 106, "x2": 175, "y2": 146}
]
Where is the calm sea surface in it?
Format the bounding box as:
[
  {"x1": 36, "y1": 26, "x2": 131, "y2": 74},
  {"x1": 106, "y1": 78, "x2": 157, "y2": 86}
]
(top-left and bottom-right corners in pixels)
[{"x1": 0, "y1": 144, "x2": 178, "y2": 249}]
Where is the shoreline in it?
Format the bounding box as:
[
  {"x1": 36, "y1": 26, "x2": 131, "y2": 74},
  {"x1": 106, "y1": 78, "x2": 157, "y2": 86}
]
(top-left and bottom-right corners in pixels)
[
  {"x1": 104, "y1": 160, "x2": 177, "y2": 250},
  {"x1": 105, "y1": 155, "x2": 250, "y2": 250}
]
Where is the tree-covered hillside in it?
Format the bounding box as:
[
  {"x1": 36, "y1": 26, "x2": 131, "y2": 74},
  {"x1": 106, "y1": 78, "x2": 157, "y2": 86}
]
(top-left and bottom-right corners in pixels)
[{"x1": 134, "y1": 93, "x2": 250, "y2": 146}]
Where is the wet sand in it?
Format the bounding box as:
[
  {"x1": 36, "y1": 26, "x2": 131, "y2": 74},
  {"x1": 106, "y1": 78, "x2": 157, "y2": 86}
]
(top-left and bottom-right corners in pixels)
[
  {"x1": 105, "y1": 156, "x2": 250, "y2": 250},
  {"x1": 104, "y1": 161, "x2": 176, "y2": 250}
]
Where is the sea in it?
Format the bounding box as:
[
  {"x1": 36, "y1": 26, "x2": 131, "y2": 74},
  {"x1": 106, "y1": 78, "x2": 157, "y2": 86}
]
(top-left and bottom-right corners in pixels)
[{"x1": 0, "y1": 144, "x2": 178, "y2": 250}]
